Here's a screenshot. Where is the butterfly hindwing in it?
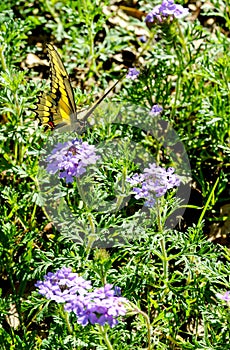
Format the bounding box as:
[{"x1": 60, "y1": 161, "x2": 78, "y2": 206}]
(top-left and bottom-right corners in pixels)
[{"x1": 35, "y1": 44, "x2": 77, "y2": 130}]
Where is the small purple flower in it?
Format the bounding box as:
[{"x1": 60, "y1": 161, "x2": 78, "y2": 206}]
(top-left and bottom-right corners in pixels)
[
  {"x1": 145, "y1": 0, "x2": 189, "y2": 23},
  {"x1": 126, "y1": 173, "x2": 145, "y2": 186},
  {"x1": 114, "y1": 286, "x2": 122, "y2": 297},
  {"x1": 127, "y1": 163, "x2": 180, "y2": 208},
  {"x1": 139, "y1": 35, "x2": 147, "y2": 43},
  {"x1": 145, "y1": 11, "x2": 154, "y2": 23},
  {"x1": 133, "y1": 182, "x2": 150, "y2": 199},
  {"x1": 216, "y1": 291, "x2": 230, "y2": 302},
  {"x1": 45, "y1": 138, "x2": 100, "y2": 183},
  {"x1": 126, "y1": 68, "x2": 140, "y2": 80},
  {"x1": 145, "y1": 6, "x2": 162, "y2": 23},
  {"x1": 145, "y1": 197, "x2": 156, "y2": 208},
  {"x1": 150, "y1": 104, "x2": 163, "y2": 116},
  {"x1": 35, "y1": 267, "x2": 91, "y2": 303}
]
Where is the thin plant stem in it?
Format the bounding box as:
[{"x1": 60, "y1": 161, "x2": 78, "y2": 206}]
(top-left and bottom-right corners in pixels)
[
  {"x1": 159, "y1": 235, "x2": 169, "y2": 284},
  {"x1": 33, "y1": 175, "x2": 54, "y2": 222},
  {"x1": 98, "y1": 325, "x2": 114, "y2": 350},
  {"x1": 115, "y1": 165, "x2": 128, "y2": 211},
  {"x1": 155, "y1": 199, "x2": 169, "y2": 283},
  {"x1": 138, "y1": 309, "x2": 152, "y2": 350},
  {"x1": 171, "y1": 73, "x2": 181, "y2": 120},
  {"x1": 130, "y1": 305, "x2": 152, "y2": 350},
  {"x1": 136, "y1": 30, "x2": 156, "y2": 61},
  {"x1": 155, "y1": 199, "x2": 162, "y2": 232},
  {"x1": 176, "y1": 21, "x2": 190, "y2": 61},
  {"x1": 59, "y1": 304, "x2": 73, "y2": 334},
  {"x1": 198, "y1": 177, "x2": 219, "y2": 226},
  {"x1": 85, "y1": 212, "x2": 97, "y2": 259},
  {"x1": 0, "y1": 45, "x2": 7, "y2": 71},
  {"x1": 76, "y1": 178, "x2": 97, "y2": 258},
  {"x1": 171, "y1": 21, "x2": 189, "y2": 119},
  {"x1": 76, "y1": 177, "x2": 89, "y2": 210}
]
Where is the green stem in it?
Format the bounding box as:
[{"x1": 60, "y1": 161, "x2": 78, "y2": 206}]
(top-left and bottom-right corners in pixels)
[
  {"x1": 85, "y1": 212, "x2": 97, "y2": 259},
  {"x1": 76, "y1": 178, "x2": 88, "y2": 209},
  {"x1": 89, "y1": 22, "x2": 94, "y2": 61},
  {"x1": 171, "y1": 73, "x2": 181, "y2": 120},
  {"x1": 171, "y1": 21, "x2": 189, "y2": 119},
  {"x1": 139, "y1": 309, "x2": 151, "y2": 350},
  {"x1": 136, "y1": 30, "x2": 156, "y2": 61},
  {"x1": 31, "y1": 203, "x2": 37, "y2": 224},
  {"x1": 100, "y1": 263, "x2": 107, "y2": 285},
  {"x1": 197, "y1": 177, "x2": 220, "y2": 226},
  {"x1": 59, "y1": 304, "x2": 73, "y2": 334},
  {"x1": 0, "y1": 45, "x2": 7, "y2": 70},
  {"x1": 176, "y1": 21, "x2": 190, "y2": 61},
  {"x1": 155, "y1": 200, "x2": 168, "y2": 282},
  {"x1": 115, "y1": 165, "x2": 128, "y2": 211},
  {"x1": 75, "y1": 178, "x2": 97, "y2": 257},
  {"x1": 155, "y1": 199, "x2": 162, "y2": 232},
  {"x1": 98, "y1": 325, "x2": 114, "y2": 350},
  {"x1": 159, "y1": 236, "x2": 169, "y2": 284},
  {"x1": 33, "y1": 175, "x2": 54, "y2": 222},
  {"x1": 130, "y1": 306, "x2": 151, "y2": 350}
]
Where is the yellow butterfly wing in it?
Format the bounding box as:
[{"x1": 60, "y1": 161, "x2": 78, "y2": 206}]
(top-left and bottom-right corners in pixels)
[{"x1": 35, "y1": 44, "x2": 77, "y2": 130}]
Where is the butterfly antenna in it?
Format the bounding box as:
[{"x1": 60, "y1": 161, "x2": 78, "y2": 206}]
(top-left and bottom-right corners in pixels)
[{"x1": 82, "y1": 75, "x2": 125, "y2": 120}]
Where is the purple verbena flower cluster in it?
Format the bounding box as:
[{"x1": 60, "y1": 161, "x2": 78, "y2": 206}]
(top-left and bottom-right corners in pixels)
[
  {"x1": 65, "y1": 284, "x2": 127, "y2": 327},
  {"x1": 127, "y1": 163, "x2": 180, "y2": 207},
  {"x1": 145, "y1": 0, "x2": 189, "y2": 23},
  {"x1": 35, "y1": 267, "x2": 91, "y2": 303},
  {"x1": 126, "y1": 68, "x2": 140, "y2": 80},
  {"x1": 45, "y1": 138, "x2": 100, "y2": 183},
  {"x1": 35, "y1": 267, "x2": 127, "y2": 328},
  {"x1": 150, "y1": 104, "x2": 163, "y2": 116}
]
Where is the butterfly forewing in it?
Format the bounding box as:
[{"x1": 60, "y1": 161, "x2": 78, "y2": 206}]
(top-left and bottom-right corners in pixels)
[
  {"x1": 47, "y1": 44, "x2": 77, "y2": 117},
  {"x1": 35, "y1": 44, "x2": 77, "y2": 130},
  {"x1": 35, "y1": 43, "x2": 122, "y2": 131}
]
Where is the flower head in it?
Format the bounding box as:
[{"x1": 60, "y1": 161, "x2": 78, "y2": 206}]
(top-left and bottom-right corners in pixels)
[
  {"x1": 126, "y1": 68, "x2": 140, "y2": 80},
  {"x1": 71, "y1": 284, "x2": 127, "y2": 328},
  {"x1": 127, "y1": 163, "x2": 180, "y2": 208},
  {"x1": 145, "y1": 0, "x2": 189, "y2": 23},
  {"x1": 45, "y1": 138, "x2": 100, "y2": 183},
  {"x1": 35, "y1": 267, "x2": 91, "y2": 303},
  {"x1": 150, "y1": 104, "x2": 163, "y2": 116}
]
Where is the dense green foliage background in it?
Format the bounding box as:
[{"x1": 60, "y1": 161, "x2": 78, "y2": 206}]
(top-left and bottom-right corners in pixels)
[{"x1": 0, "y1": 0, "x2": 229, "y2": 349}]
